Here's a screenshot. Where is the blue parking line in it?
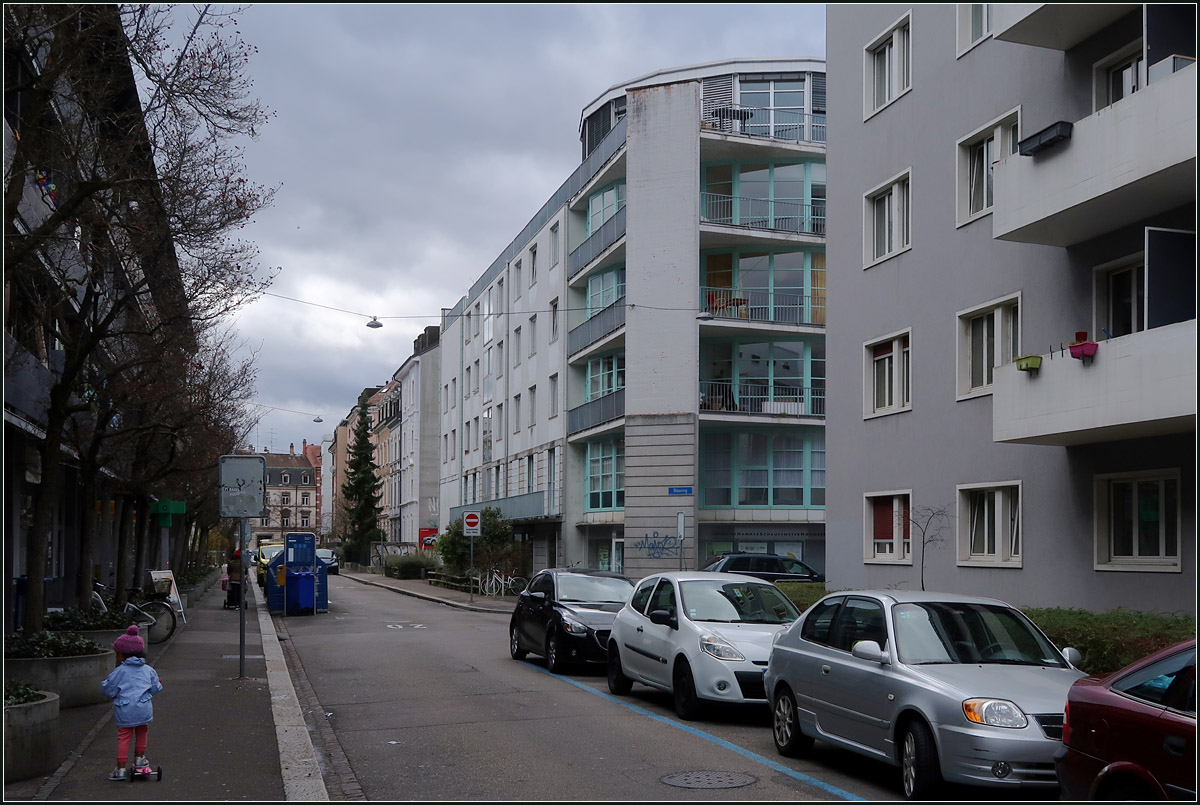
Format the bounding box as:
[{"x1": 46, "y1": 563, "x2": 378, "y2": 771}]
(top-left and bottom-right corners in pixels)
[{"x1": 535, "y1": 665, "x2": 865, "y2": 801}]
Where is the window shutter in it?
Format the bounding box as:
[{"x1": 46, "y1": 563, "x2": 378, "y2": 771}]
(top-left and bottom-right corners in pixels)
[
  {"x1": 702, "y1": 74, "x2": 734, "y2": 125},
  {"x1": 811, "y1": 73, "x2": 826, "y2": 112}
]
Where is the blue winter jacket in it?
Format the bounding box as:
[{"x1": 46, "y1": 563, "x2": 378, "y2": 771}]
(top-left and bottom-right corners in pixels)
[{"x1": 101, "y1": 657, "x2": 163, "y2": 727}]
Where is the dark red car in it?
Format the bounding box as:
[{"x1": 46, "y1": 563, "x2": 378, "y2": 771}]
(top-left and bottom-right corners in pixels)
[{"x1": 1055, "y1": 639, "x2": 1195, "y2": 800}]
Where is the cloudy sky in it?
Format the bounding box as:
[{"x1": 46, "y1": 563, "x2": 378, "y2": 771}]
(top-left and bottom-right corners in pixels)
[{"x1": 225, "y1": 3, "x2": 826, "y2": 454}]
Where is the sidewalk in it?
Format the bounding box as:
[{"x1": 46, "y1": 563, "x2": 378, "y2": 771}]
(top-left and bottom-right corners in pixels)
[
  {"x1": 4, "y1": 570, "x2": 513, "y2": 801},
  {"x1": 3, "y1": 576, "x2": 324, "y2": 802}
]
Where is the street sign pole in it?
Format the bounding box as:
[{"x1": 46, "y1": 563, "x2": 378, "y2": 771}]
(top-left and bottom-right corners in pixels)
[
  {"x1": 239, "y1": 516, "x2": 247, "y2": 678},
  {"x1": 219, "y1": 455, "x2": 266, "y2": 682},
  {"x1": 463, "y1": 511, "x2": 481, "y2": 604}
]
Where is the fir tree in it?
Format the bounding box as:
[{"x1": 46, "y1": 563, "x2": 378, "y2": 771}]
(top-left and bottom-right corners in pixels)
[{"x1": 341, "y1": 395, "x2": 383, "y2": 565}]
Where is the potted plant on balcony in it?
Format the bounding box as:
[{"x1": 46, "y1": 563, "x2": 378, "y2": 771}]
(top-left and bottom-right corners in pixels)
[
  {"x1": 1069, "y1": 331, "x2": 1098, "y2": 360},
  {"x1": 1015, "y1": 355, "x2": 1043, "y2": 373}
]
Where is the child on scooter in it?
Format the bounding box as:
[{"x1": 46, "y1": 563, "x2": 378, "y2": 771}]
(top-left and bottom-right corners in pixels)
[{"x1": 101, "y1": 625, "x2": 163, "y2": 781}]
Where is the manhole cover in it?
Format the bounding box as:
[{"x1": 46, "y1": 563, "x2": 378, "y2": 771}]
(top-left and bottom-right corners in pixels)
[{"x1": 661, "y1": 771, "x2": 757, "y2": 789}]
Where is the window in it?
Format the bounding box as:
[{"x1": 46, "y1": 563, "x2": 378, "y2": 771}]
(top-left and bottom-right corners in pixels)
[
  {"x1": 864, "y1": 330, "x2": 911, "y2": 416},
  {"x1": 550, "y1": 223, "x2": 560, "y2": 267},
  {"x1": 957, "y1": 482, "x2": 1021, "y2": 566},
  {"x1": 587, "y1": 267, "x2": 626, "y2": 316},
  {"x1": 549, "y1": 374, "x2": 559, "y2": 417},
  {"x1": 1096, "y1": 259, "x2": 1145, "y2": 339},
  {"x1": 281, "y1": 474, "x2": 289, "y2": 485},
  {"x1": 1108, "y1": 51, "x2": 1144, "y2": 105},
  {"x1": 496, "y1": 341, "x2": 504, "y2": 376},
  {"x1": 528, "y1": 385, "x2": 536, "y2": 427},
  {"x1": 1111, "y1": 646, "x2": 1196, "y2": 710},
  {"x1": 865, "y1": 13, "x2": 911, "y2": 116},
  {"x1": 451, "y1": 378, "x2": 456, "y2": 406},
  {"x1": 301, "y1": 493, "x2": 310, "y2": 505},
  {"x1": 464, "y1": 366, "x2": 471, "y2": 395},
  {"x1": 473, "y1": 359, "x2": 480, "y2": 393},
  {"x1": 587, "y1": 353, "x2": 625, "y2": 400},
  {"x1": 957, "y1": 295, "x2": 1019, "y2": 397},
  {"x1": 700, "y1": 431, "x2": 824, "y2": 508},
  {"x1": 528, "y1": 315, "x2": 537, "y2": 356},
  {"x1": 587, "y1": 181, "x2": 626, "y2": 236},
  {"x1": 529, "y1": 244, "x2": 537, "y2": 287},
  {"x1": 513, "y1": 394, "x2": 521, "y2": 433},
  {"x1": 865, "y1": 171, "x2": 910, "y2": 264},
  {"x1": 464, "y1": 421, "x2": 470, "y2": 453},
  {"x1": 443, "y1": 384, "x2": 448, "y2": 412},
  {"x1": 549, "y1": 298, "x2": 559, "y2": 341},
  {"x1": 865, "y1": 492, "x2": 911, "y2": 562},
  {"x1": 282, "y1": 492, "x2": 291, "y2": 505},
  {"x1": 957, "y1": 110, "x2": 1019, "y2": 223},
  {"x1": 513, "y1": 327, "x2": 521, "y2": 365},
  {"x1": 302, "y1": 474, "x2": 309, "y2": 484},
  {"x1": 513, "y1": 260, "x2": 522, "y2": 298},
  {"x1": 526, "y1": 455, "x2": 536, "y2": 492},
  {"x1": 957, "y1": 4, "x2": 992, "y2": 54},
  {"x1": 301, "y1": 513, "x2": 310, "y2": 528},
  {"x1": 261, "y1": 516, "x2": 269, "y2": 526},
  {"x1": 281, "y1": 515, "x2": 290, "y2": 528},
  {"x1": 1094, "y1": 470, "x2": 1181, "y2": 572},
  {"x1": 586, "y1": 438, "x2": 625, "y2": 510},
  {"x1": 473, "y1": 303, "x2": 481, "y2": 337}
]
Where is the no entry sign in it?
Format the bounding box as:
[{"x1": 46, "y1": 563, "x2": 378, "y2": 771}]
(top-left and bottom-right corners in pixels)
[{"x1": 463, "y1": 511, "x2": 481, "y2": 536}]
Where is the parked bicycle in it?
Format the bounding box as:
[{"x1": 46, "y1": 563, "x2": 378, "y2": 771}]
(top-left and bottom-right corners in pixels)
[
  {"x1": 91, "y1": 581, "x2": 177, "y2": 644},
  {"x1": 479, "y1": 568, "x2": 527, "y2": 597}
]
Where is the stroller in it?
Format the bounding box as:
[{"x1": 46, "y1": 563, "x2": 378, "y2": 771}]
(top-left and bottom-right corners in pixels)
[{"x1": 223, "y1": 575, "x2": 245, "y2": 609}]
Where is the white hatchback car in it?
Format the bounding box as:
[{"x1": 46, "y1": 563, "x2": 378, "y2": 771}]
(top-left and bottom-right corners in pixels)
[{"x1": 607, "y1": 571, "x2": 801, "y2": 719}]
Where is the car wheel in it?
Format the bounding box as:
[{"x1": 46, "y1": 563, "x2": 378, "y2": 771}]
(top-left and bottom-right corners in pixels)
[
  {"x1": 546, "y1": 631, "x2": 566, "y2": 673},
  {"x1": 672, "y1": 660, "x2": 701, "y2": 721},
  {"x1": 900, "y1": 719, "x2": 942, "y2": 800},
  {"x1": 509, "y1": 625, "x2": 527, "y2": 660},
  {"x1": 607, "y1": 644, "x2": 632, "y2": 695},
  {"x1": 772, "y1": 686, "x2": 814, "y2": 757},
  {"x1": 1100, "y1": 780, "x2": 1155, "y2": 800}
]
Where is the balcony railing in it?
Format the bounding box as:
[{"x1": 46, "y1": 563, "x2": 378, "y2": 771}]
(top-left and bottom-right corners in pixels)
[
  {"x1": 701, "y1": 286, "x2": 825, "y2": 326},
  {"x1": 702, "y1": 106, "x2": 826, "y2": 144},
  {"x1": 567, "y1": 388, "x2": 625, "y2": 435},
  {"x1": 699, "y1": 381, "x2": 825, "y2": 418},
  {"x1": 568, "y1": 296, "x2": 626, "y2": 355},
  {"x1": 568, "y1": 204, "x2": 627, "y2": 276},
  {"x1": 701, "y1": 193, "x2": 825, "y2": 236}
]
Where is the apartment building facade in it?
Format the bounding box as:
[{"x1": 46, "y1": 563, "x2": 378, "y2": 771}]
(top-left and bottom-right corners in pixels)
[
  {"x1": 441, "y1": 59, "x2": 828, "y2": 579},
  {"x1": 396, "y1": 326, "x2": 442, "y2": 548},
  {"x1": 252, "y1": 444, "x2": 321, "y2": 547},
  {"x1": 825, "y1": 4, "x2": 1195, "y2": 611}
]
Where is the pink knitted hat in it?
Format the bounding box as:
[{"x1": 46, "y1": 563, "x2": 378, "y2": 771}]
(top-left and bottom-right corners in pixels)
[{"x1": 112, "y1": 625, "x2": 144, "y2": 655}]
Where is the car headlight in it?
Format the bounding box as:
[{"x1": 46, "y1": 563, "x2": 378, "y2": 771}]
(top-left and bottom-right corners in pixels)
[
  {"x1": 560, "y1": 616, "x2": 588, "y2": 635},
  {"x1": 962, "y1": 698, "x2": 1028, "y2": 728},
  {"x1": 699, "y1": 633, "x2": 746, "y2": 662}
]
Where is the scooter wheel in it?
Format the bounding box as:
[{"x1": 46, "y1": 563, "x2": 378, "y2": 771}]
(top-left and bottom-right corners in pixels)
[{"x1": 156, "y1": 766, "x2": 163, "y2": 781}]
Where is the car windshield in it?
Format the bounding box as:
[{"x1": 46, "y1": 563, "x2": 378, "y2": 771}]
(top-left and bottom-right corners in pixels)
[
  {"x1": 316, "y1": 550, "x2": 334, "y2": 560},
  {"x1": 680, "y1": 580, "x2": 801, "y2": 624},
  {"x1": 557, "y1": 574, "x2": 633, "y2": 604},
  {"x1": 779, "y1": 557, "x2": 813, "y2": 574},
  {"x1": 893, "y1": 602, "x2": 1067, "y2": 667},
  {"x1": 261, "y1": 545, "x2": 284, "y2": 560}
]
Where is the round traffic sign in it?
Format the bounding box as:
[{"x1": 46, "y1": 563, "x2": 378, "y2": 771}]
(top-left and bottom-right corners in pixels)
[{"x1": 464, "y1": 512, "x2": 480, "y2": 529}]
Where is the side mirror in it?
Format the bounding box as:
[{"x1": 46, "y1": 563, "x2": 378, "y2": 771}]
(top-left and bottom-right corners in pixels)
[
  {"x1": 1062, "y1": 647, "x2": 1082, "y2": 668},
  {"x1": 851, "y1": 640, "x2": 889, "y2": 664},
  {"x1": 649, "y1": 609, "x2": 677, "y2": 629}
]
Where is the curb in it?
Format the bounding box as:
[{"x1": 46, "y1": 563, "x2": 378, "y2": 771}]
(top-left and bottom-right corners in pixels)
[{"x1": 341, "y1": 574, "x2": 513, "y2": 614}]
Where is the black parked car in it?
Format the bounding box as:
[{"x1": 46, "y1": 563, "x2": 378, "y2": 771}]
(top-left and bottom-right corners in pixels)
[
  {"x1": 509, "y1": 568, "x2": 634, "y2": 673},
  {"x1": 700, "y1": 552, "x2": 824, "y2": 583}
]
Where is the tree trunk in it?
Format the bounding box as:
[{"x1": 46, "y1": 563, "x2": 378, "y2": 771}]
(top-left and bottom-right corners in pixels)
[
  {"x1": 75, "y1": 472, "x2": 97, "y2": 610},
  {"x1": 133, "y1": 496, "x2": 150, "y2": 593},
  {"x1": 22, "y1": 404, "x2": 67, "y2": 634},
  {"x1": 114, "y1": 494, "x2": 133, "y2": 608}
]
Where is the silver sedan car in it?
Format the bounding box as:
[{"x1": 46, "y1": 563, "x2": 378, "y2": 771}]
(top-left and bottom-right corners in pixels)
[{"x1": 765, "y1": 590, "x2": 1085, "y2": 799}]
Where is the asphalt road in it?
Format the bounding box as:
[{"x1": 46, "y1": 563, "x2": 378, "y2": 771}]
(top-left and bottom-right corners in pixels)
[{"x1": 276, "y1": 575, "x2": 907, "y2": 801}]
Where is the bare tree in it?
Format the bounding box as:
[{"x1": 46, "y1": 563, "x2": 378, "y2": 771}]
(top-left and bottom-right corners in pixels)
[
  {"x1": 5, "y1": 5, "x2": 274, "y2": 632},
  {"x1": 911, "y1": 504, "x2": 953, "y2": 592}
]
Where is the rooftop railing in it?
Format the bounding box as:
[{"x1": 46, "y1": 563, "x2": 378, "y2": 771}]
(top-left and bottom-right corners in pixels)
[{"x1": 702, "y1": 106, "x2": 826, "y2": 144}]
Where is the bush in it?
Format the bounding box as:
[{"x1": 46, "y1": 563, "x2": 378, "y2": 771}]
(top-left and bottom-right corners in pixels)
[
  {"x1": 4, "y1": 631, "x2": 104, "y2": 659},
  {"x1": 1024, "y1": 607, "x2": 1195, "y2": 676},
  {"x1": 775, "y1": 582, "x2": 828, "y2": 612},
  {"x1": 4, "y1": 680, "x2": 43, "y2": 707},
  {"x1": 175, "y1": 564, "x2": 218, "y2": 587},
  {"x1": 384, "y1": 553, "x2": 440, "y2": 579},
  {"x1": 45, "y1": 607, "x2": 133, "y2": 632}
]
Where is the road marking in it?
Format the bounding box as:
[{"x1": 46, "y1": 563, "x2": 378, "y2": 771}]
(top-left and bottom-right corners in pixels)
[
  {"x1": 534, "y1": 666, "x2": 864, "y2": 801},
  {"x1": 386, "y1": 624, "x2": 427, "y2": 630}
]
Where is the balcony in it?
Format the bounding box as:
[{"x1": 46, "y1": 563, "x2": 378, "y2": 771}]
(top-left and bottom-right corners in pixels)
[
  {"x1": 700, "y1": 193, "x2": 825, "y2": 237},
  {"x1": 700, "y1": 286, "x2": 825, "y2": 328},
  {"x1": 993, "y1": 65, "x2": 1196, "y2": 247},
  {"x1": 449, "y1": 490, "x2": 558, "y2": 524},
  {"x1": 993, "y1": 4, "x2": 1140, "y2": 50},
  {"x1": 701, "y1": 106, "x2": 826, "y2": 145},
  {"x1": 992, "y1": 320, "x2": 1195, "y2": 446},
  {"x1": 699, "y1": 381, "x2": 825, "y2": 420},
  {"x1": 568, "y1": 205, "x2": 626, "y2": 278},
  {"x1": 568, "y1": 388, "x2": 625, "y2": 436},
  {"x1": 568, "y1": 298, "x2": 625, "y2": 357}
]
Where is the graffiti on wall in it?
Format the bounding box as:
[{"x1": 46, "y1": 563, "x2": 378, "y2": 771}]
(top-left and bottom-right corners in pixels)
[{"x1": 631, "y1": 531, "x2": 682, "y2": 559}]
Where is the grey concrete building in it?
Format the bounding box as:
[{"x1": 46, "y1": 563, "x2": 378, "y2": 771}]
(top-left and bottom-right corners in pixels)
[
  {"x1": 825, "y1": 4, "x2": 1195, "y2": 611},
  {"x1": 442, "y1": 59, "x2": 828, "y2": 579}
]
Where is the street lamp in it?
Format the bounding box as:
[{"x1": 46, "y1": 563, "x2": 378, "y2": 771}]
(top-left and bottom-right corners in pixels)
[{"x1": 366, "y1": 317, "x2": 383, "y2": 329}]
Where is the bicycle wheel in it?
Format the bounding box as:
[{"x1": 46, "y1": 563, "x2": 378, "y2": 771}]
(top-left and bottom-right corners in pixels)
[
  {"x1": 483, "y1": 576, "x2": 501, "y2": 597},
  {"x1": 506, "y1": 577, "x2": 527, "y2": 595},
  {"x1": 137, "y1": 601, "x2": 177, "y2": 644}
]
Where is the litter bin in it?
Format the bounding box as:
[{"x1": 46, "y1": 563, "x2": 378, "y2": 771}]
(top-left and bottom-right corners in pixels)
[{"x1": 286, "y1": 571, "x2": 316, "y2": 615}]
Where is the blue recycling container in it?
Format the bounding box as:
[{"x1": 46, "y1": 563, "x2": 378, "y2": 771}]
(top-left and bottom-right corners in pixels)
[{"x1": 283, "y1": 533, "x2": 317, "y2": 616}]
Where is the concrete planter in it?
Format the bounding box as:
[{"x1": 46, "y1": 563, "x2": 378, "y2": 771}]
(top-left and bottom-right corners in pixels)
[
  {"x1": 5, "y1": 650, "x2": 114, "y2": 708},
  {"x1": 4, "y1": 690, "x2": 60, "y2": 782}
]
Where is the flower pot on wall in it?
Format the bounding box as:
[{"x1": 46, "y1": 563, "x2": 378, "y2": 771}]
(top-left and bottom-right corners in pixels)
[
  {"x1": 1015, "y1": 355, "x2": 1043, "y2": 372},
  {"x1": 1069, "y1": 341, "x2": 1098, "y2": 359}
]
